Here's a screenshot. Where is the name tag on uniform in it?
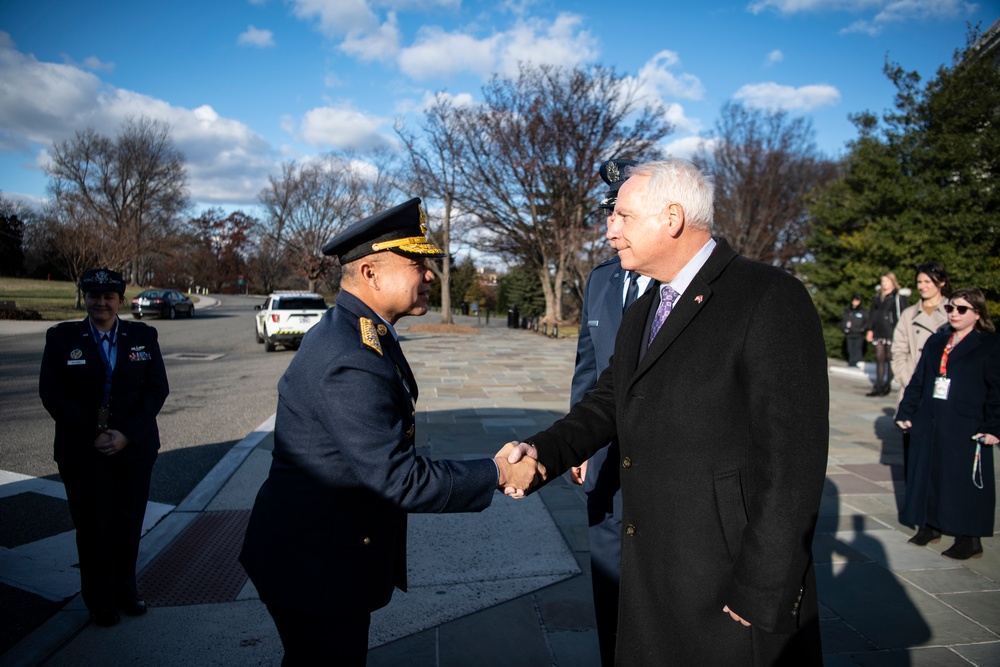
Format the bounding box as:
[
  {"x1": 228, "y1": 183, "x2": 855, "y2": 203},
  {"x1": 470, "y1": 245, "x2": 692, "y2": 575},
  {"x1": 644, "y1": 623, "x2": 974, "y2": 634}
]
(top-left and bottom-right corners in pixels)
[
  {"x1": 587, "y1": 320, "x2": 600, "y2": 327},
  {"x1": 933, "y1": 376, "x2": 951, "y2": 400},
  {"x1": 67, "y1": 360, "x2": 86, "y2": 365}
]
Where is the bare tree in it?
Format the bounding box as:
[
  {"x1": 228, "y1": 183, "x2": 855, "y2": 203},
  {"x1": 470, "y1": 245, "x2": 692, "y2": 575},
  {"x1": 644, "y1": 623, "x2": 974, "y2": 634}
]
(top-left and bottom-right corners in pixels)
[
  {"x1": 395, "y1": 95, "x2": 469, "y2": 324},
  {"x1": 44, "y1": 200, "x2": 111, "y2": 308},
  {"x1": 696, "y1": 103, "x2": 837, "y2": 269},
  {"x1": 258, "y1": 155, "x2": 360, "y2": 292},
  {"x1": 452, "y1": 63, "x2": 670, "y2": 326},
  {"x1": 45, "y1": 116, "x2": 190, "y2": 286}
]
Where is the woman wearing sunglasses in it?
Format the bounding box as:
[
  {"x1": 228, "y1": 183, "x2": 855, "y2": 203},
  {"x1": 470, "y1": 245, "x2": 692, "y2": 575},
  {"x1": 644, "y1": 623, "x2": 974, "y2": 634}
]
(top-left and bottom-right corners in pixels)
[{"x1": 895, "y1": 288, "x2": 999, "y2": 560}]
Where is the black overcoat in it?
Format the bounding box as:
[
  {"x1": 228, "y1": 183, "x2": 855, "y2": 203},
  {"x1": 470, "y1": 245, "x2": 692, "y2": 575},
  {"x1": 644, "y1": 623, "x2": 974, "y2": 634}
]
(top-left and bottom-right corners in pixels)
[
  {"x1": 526, "y1": 239, "x2": 829, "y2": 666},
  {"x1": 896, "y1": 329, "x2": 1000, "y2": 536}
]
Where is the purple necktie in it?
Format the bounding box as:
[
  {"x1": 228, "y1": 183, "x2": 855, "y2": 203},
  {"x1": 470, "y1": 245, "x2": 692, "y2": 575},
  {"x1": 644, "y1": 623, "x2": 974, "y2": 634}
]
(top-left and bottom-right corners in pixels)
[{"x1": 647, "y1": 285, "x2": 679, "y2": 347}]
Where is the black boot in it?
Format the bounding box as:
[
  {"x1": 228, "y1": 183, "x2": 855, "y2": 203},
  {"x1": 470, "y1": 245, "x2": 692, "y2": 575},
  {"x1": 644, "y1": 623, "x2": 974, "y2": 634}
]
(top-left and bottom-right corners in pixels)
[
  {"x1": 942, "y1": 536, "x2": 983, "y2": 560},
  {"x1": 908, "y1": 526, "x2": 942, "y2": 546},
  {"x1": 866, "y1": 384, "x2": 883, "y2": 397}
]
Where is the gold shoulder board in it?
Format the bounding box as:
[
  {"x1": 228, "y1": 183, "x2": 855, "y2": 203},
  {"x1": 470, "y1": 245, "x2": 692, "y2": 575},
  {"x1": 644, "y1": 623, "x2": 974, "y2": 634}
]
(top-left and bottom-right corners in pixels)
[{"x1": 359, "y1": 317, "x2": 383, "y2": 356}]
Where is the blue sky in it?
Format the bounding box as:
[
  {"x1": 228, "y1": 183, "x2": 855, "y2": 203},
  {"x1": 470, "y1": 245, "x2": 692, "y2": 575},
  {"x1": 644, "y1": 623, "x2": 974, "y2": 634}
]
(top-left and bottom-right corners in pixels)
[{"x1": 1, "y1": 0, "x2": 995, "y2": 211}]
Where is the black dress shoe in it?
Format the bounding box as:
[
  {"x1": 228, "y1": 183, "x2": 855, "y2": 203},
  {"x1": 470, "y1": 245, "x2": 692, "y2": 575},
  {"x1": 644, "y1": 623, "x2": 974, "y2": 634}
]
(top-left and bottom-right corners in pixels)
[
  {"x1": 942, "y1": 536, "x2": 983, "y2": 560},
  {"x1": 865, "y1": 386, "x2": 883, "y2": 397},
  {"x1": 118, "y1": 596, "x2": 148, "y2": 616},
  {"x1": 90, "y1": 608, "x2": 121, "y2": 627},
  {"x1": 908, "y1": 526, "x2": 942, "y2": 546}
]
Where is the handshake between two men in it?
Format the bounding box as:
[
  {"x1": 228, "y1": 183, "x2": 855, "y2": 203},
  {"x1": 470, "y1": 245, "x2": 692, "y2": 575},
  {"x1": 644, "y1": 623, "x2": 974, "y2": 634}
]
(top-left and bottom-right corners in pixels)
[{"x1": 492, "y1": 441, "x2": 545, "y2": 498}]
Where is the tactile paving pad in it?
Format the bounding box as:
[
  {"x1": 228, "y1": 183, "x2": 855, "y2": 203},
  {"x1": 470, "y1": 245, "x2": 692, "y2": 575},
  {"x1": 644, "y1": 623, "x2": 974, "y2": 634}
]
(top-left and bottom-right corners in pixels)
[{"x1": 138, "y1": 510, "x2": 250, "y2": 607}]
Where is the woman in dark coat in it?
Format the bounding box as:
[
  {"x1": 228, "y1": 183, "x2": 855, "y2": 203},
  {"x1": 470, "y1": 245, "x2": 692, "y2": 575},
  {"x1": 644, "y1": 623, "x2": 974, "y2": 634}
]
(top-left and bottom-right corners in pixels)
[
  {"x1": 895, "y1": 288, "x2": 999, "y2": 560},
  {"x1": 39, "y1": 268, "x2": 169, "y2": 626},
  {"x1": 866, "y1": 272, "x2": 908, "y2": 396}
]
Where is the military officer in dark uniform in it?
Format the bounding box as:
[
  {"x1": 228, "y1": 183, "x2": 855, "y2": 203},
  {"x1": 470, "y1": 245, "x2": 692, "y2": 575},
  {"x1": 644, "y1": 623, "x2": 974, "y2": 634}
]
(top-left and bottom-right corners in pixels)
[
  {"x1": 239, "y1": 198, "x2": 543, "y2": 665},
  {"x1": 39, "y1": 268, "x2": 169, "y2": 627}
]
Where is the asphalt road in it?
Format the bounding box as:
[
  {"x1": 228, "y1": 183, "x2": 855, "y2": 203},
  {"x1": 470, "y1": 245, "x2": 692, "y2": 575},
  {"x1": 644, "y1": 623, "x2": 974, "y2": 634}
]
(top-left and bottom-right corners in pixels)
[{"x1": 0, "y1": 294, "x2": 295, "y2": 505}]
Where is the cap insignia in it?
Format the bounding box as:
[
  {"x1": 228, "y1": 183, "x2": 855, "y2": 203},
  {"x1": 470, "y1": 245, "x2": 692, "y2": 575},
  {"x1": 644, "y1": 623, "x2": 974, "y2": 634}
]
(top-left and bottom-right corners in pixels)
[
  {"x1": 606, "y1": 161, "x2": 621, "y2": 183},
  {"x1": 359, "y1": 318, "x2": 383, "y2": 356}
]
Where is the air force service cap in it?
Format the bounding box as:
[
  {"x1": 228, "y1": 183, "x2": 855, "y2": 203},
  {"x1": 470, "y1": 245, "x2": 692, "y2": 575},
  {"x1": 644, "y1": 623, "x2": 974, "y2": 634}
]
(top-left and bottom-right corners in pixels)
[
  {"x1": 79, "y1": 268, "x2": 126, "y2": 295},
  {"x1": 322, "y1": 197, "x2": 446, "y2": 264},
  {"x1": 598, "y1": 158, "x2": 639, "y2": 210}
]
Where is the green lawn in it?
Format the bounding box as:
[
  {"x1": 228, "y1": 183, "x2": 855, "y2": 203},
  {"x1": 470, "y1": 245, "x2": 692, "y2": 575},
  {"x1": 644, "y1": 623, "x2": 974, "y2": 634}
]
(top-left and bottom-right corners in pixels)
[{"x1": 0, "y1": 278, "x2": 198, "y2": 321}]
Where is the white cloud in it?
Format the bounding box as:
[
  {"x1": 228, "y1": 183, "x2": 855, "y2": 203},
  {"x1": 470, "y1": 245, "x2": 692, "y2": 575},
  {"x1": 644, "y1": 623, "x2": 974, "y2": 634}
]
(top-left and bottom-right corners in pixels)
[
  {"x1": 0, "y1": 33, "x2": 277, "y2": 205},
  {"x1": 766, "y1": 49, "x2": 783, "y2": 65},
  {"x1": 733, "y1": 82, "x2": 841, "y2": 111},
  {"x1": 748, "y1": 0, "x2": 882, "y2": 14},
  {"x1": 238, "y1": 25, "x2": 276, "y2": 48},
  {"x1": 58, "y1": 54, "x2": 115, "y2": 73},
  {"x1": 420, "y1": 90, "x2": 475, "y2": 110},
  {"x1": 399, "y1": 29, "x2": 497, "y2": 79},
  {"x1": 493, "y1": 13, "x2": 598, "y2": 77},
  {"x1": 663, "y1": 103, "x2": 702, "y2": 134},
  {"x1": 289, "y1": 0, "x2": 378, "y2": 38},
  {"x1": 841, "y1": 0, "x2": 976, "y2": 34},
  {"x1": 632, "y1": 50, "x2": 705, "y2": 104},
  {"x1": 340, "y1": 13, "x2": 401, "y2": 62},
  {"x1": 299, "y1": 105, "x2": 396, "y2": 151},
  {"x1": 749, "y1": 0, "x2": 978, "y2": 35},
  {"x1": 663, "y1": 135, "x2": 717, "y2": 159},
  {"x1": 398, "y1": 13, "x2": 596, "y2": 80}
]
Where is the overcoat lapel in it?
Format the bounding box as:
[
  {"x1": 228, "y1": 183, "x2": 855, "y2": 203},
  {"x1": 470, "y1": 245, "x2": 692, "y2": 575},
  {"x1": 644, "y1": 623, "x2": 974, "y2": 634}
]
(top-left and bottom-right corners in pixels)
[
  {"x1": 626, "y1": 238, "x2": 738, "y2": 389},
  {"x1": 948, "y1": 329, "x2": 983, "y2": 363}
]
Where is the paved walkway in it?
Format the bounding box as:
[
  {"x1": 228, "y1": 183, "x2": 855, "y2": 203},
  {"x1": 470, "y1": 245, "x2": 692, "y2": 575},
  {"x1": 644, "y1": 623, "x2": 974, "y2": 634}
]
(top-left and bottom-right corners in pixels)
[{"x1": 2, "y1": 315, "x2": 998, "y2": 666}]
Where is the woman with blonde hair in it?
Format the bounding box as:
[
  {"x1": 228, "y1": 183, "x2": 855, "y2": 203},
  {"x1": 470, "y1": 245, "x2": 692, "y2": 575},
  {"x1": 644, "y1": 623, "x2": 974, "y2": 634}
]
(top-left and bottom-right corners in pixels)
[{"x1": 866, "y1": 272, "x2": 908, "y2": 396}]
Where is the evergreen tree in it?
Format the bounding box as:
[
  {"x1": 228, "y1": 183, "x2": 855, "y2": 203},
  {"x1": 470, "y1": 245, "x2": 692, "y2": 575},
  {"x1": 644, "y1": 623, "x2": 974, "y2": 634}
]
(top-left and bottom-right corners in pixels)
[{"x1": 805, "y1": 29, "x2": 1000, "y2": 355}]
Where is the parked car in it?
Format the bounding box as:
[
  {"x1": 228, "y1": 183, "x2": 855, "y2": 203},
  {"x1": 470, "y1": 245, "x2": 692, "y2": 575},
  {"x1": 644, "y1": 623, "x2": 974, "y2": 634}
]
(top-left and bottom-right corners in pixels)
[
  {"x1": 254, "y1": 291, "x2": 328, "y2": 352},
  {"x1": 131, "y1": 289, "x2": 195, "y2": 319}
]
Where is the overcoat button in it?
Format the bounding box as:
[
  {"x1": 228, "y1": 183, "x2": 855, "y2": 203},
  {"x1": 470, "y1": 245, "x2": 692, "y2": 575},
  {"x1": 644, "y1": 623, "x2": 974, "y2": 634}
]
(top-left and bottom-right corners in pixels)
[
  {"x1": 363, "y1": 537, "x2": 371, "y2": 546},
  {"x1": 625, "y1": 524, "x2": 636, "y2": 536},
  {"x1": 622, "y1": 457, "x2": 632, "y2": 468}
]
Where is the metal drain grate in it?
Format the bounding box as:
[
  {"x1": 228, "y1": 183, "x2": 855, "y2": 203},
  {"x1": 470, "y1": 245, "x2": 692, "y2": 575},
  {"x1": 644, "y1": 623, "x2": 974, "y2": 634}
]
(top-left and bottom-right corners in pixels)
[{"x1": 138, "y1": 510, "x2": 250, "y2": 607}]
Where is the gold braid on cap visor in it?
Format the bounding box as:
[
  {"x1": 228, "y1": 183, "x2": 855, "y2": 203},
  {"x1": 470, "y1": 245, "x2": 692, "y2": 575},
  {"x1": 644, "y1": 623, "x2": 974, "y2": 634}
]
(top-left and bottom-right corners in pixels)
[
  {"x1": 370, "y1": 236, "x2": 444, "y2": 255},
  {"x1": 369, "y1": 207, "x2": 443, "y2": 255}
]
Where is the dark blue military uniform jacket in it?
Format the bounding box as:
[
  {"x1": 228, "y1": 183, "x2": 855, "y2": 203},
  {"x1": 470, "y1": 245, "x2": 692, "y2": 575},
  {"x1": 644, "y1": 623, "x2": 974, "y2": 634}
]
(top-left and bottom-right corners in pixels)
[
  {"x1": 240, "y1": 290, "x2": 498, "y2": 614},
  {"x1": 39, "y1": 318, "x2": 168, "y2": 465}
]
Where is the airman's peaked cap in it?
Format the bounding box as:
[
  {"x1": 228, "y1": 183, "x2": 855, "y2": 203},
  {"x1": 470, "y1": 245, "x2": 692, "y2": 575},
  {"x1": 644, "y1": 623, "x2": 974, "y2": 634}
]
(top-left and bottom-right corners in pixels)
[
  {"x1": 598, "y1": 158, "x2": 639, "y2": 210},
  {"x1": 79, "y1": 268, "x2": 126, "y2": 295},
  {"x1": 322, "y1": 197, "x2": 446, "y2": 264}
]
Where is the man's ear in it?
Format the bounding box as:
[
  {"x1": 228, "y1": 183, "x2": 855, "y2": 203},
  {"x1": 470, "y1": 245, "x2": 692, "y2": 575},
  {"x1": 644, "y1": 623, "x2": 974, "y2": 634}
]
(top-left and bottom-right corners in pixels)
[
  {"x1": 665, "y1": 202, "x2": 685, "y2": 238},
  {"x1": 359, "y1": 259, "x2": 379, "y2": 289}
]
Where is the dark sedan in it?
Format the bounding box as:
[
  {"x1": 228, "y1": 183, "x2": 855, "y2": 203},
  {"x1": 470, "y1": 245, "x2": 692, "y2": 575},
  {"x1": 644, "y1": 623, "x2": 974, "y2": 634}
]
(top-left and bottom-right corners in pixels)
[{"x1": 131, "y1": 289, "x2": 195, "y2": 319}]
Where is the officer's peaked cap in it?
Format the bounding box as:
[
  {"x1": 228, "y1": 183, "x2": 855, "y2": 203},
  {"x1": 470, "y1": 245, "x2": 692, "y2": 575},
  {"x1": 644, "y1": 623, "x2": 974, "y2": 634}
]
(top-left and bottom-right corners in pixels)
[
  {"x1": 598, "y1": 158, "x2": 639, "y2": 211},
  {"x1": 322, "y1": 197, "x2": 446, "y2": 264},
  {"x1": 79, "y1": 268, "x2": 126, "y2": 295}
]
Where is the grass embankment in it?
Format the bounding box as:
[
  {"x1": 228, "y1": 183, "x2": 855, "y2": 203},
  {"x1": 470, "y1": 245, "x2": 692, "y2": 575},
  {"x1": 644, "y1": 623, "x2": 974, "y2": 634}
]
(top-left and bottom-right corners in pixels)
[{"x1": 0, "y1": 278, "x2": 196, "y2": 321}]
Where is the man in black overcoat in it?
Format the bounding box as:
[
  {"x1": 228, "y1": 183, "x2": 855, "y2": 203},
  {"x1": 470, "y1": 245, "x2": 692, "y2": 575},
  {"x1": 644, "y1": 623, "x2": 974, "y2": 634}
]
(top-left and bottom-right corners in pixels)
[{"x1": 506, "y1": 159, "x2": 829, "y2": 666}]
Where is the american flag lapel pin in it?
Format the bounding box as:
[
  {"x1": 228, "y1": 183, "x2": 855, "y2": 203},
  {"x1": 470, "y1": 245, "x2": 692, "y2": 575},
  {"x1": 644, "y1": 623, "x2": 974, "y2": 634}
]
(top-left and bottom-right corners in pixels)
[{"x1": 694, "y1": 295, "x2": 704, "y2": 304}]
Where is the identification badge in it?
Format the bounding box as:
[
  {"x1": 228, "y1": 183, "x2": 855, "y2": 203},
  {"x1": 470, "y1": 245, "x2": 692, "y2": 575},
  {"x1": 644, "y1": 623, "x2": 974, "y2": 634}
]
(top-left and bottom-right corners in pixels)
[
  {"x1": 933, "y1": 376, "x2": 951, "y2": 400},
  {"x1": 97, "y1": 406, "x2": 110, "y2": 430}
]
